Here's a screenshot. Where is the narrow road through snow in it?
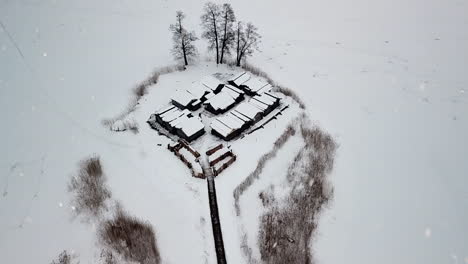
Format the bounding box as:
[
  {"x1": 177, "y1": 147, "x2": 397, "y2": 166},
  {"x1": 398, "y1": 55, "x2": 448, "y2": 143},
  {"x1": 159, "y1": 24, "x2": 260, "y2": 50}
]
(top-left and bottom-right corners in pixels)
[{"x1": 203, "y1": 160, "x2": 227, "y2": 264}]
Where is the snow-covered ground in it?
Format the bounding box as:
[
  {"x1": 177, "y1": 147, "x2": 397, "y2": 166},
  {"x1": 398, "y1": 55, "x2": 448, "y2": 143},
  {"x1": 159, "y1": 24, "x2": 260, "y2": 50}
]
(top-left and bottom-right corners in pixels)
[{"x1": 1, "y1": 0, "x2": 467, "y2": 263}]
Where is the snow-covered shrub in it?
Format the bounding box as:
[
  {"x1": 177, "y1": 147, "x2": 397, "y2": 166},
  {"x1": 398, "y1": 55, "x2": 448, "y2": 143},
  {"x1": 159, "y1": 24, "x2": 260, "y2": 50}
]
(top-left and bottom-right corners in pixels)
[
  {"x1": 110, "y1": 118, "x2": 139, "y2": 134},
  {"x1": 50, "y1": 250, "x2": 78, "y2": 264},
  {"x1": 233, "y1": 124, "x2": 296, "y2": 215},
  {"x1": 99, "y1": 207, "x2": 161, "y2": 264},
  {"x1": 257, "y1": 123, "x2": 336, "y2": 264},
  {"x1": 68, "y1": 156, "x2": 111, "y2": 219},
  {"x1": 273, "y1": 85, "x2": 306, "y2": 109}
]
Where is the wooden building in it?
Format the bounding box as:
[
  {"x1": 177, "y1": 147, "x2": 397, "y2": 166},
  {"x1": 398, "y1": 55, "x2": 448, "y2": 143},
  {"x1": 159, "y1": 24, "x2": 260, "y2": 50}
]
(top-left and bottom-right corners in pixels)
[{"x1": 148, "y1": 106, "x2": 205, "y2": 142}]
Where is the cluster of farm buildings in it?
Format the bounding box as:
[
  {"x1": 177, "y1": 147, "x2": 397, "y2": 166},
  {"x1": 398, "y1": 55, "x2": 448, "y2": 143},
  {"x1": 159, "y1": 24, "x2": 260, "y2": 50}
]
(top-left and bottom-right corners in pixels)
[{"x1": 147, "y1": 72, "x2": 281, "y2": 142}]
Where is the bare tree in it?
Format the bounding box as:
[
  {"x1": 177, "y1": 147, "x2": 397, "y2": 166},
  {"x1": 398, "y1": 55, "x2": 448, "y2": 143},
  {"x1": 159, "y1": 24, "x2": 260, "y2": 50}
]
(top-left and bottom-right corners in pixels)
[
  {"x1": 170, "y1": 11, "x2": 198, "y2": 66},
  {"x1": 235, "y1": 22, "x2": 261, "y2": 66},
  {"x1": 201, "y1": 2, "x2": 221, "y2": 64},
  {"x1": 219, "y1": 3, "x2": 236, "y2": 64}
]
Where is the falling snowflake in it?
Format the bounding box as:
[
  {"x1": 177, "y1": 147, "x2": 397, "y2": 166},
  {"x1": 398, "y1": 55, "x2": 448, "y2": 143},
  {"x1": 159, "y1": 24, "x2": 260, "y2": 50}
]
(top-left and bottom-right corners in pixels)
[
  {"x1": 24, "y1": 216, "x2": 33, "y2": 224},
  {"x1": 91, "y1": 95, "x2": 95, "y2": 101},
  {"x1": 43, "y1": 52, "x2": 47, "y2": 57},
  {"x1": 58, "y1": 202, "x2": 63, "y2": 208},
  {"x1": 460, "y1": 89, "x2": 465, "y2": 94},
  {"x1": 19, "y1": 172, "x2": 24, "y2": 177},
  {"x1": 419, "y1": 81, "x2": 427, "y2": 91},
  {"x1": 424, "y1": 227, "x2": 431, "y2": 238}
]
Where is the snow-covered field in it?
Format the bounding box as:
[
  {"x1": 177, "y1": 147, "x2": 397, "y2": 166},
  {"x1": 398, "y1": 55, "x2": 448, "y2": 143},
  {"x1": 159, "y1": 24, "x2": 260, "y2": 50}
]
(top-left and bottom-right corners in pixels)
[{"x1": 1, "y1": 0, "x2": 467, "y2": 263}]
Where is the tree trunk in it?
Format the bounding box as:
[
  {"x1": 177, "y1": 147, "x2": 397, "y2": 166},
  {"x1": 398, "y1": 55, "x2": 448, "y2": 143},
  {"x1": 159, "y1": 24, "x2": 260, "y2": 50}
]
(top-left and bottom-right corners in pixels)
[
  {"x1": 211, "y1": 11, "x2": 219, "y2": 64},
  {"x1": 182, "y1": 44, "x2": 188, "y2": 66},
  {"x1": 179, "y1": 16, "x2": 188, "y2": 66},
  {"x1": 220, "y1": 14, "x2": 228, "y2": 64}
]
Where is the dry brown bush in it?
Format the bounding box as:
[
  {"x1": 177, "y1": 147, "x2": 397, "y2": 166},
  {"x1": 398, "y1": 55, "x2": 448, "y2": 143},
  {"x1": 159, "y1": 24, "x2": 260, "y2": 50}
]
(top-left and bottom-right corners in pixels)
[
  {"x1": 68, "y1": 156, "x2": 111, "y2": 219},
  {"x1": 99, "y1": 207, "x2": 161, "y2": 264},
  {"x1": 50, "y1": 250, "x2": 78, "y2": 264},
  {"x1": 257, "y1": 123, "x2": 336, "y2": 264},
  {"x1": 233, "y1": 125, "x2": 296, "y2": 215}
]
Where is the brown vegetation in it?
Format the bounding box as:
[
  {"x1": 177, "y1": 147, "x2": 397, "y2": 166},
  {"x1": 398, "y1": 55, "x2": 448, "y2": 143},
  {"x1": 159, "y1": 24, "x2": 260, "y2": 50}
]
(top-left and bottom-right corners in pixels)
[
  {"x1": 50, "y1": 250, "x2": 77, "y2": 264},
  {"x1": 257, "y1": 120, "x2": 337, "y2": 264},
  {"x1": 233, "y1": 124, "x2": 296, "y2": 215},
  {"x1": 99, "y1": 207, "x2": 161, "y2": 264},
  {"x1": 68, "y1": 156, "x2": 111, "y2": 219}
]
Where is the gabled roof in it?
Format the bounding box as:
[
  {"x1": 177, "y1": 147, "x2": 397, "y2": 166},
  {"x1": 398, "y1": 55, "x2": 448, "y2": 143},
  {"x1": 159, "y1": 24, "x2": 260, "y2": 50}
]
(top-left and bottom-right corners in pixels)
[
  {"x1": 204, "y1": 90, "x2": 236, "y2": 111},
  {"x1": 255, "y1": 93, "x2": 277, "y2": 106},
  {"x1": 156, "y1": 105, "x2": 176, "y2": 116},
  {"x1": 217, "y1": 114, "x2": 244, "y2": 130},
  {"x1": 243, "y1": 77, "x2": 269, "y2": 92},
  {"x1": 186, "y1": 84, "x2": 209, "y2": 99},
  {"x1": 230, "y1": 72, "x2": 251, "y2": 86},
  {"x1": 234, "y1": 101, "x2": 262, "y2": 120},
  {"x1": 249, "y1": 98, "x2": 269, "y2": 111},
  {"x1": 201, "y1": 75, "x2": 223, "y2": 91},
  {"x1": 171, "y1": 91, "x2": 195, "y2": 107},
  {"x1": 230, "y1": 110, "x2": 250, "y2": 122},
  {"x1": 211, "y1": 119, "x2": 233, "y2": 137},
  {"x1": 224, "y1": 84, "x2": 244, "y2": 95},
  {"x1": 177, "y1": 116, "x2": 205, "y2": 137},
  {"x1": 256, "y1": 84, "x2": 273, "y2": 94},
  {"x1": 161, "y1": 108, "x2": 185, "y2": 123},
  {"x1": 223, "y1": 85, "x2": 244, "y2": 100}
]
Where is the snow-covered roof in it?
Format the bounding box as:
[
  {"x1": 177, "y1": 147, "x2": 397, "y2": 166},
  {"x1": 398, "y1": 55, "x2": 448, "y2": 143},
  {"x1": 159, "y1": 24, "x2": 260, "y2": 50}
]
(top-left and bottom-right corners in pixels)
[
  {"x1": 177, "y1": 116, "x2": 204, "y2": 137},
  {"x1": 217, "y1": 114, "x2": 244, "y2": 130},
  {"x1": 230, "y1": 72, "x2": 251, "y2": 86},
  {"x1": 205, "y1": 92, "x2": 215, "y2": 100},
  {"x1": 156, "y1": 105, "x2": 176, "y2": 115},
  {"x1": 201, "y1": 75, "x2": 223, "y2": 91},
  {"x1": 205, "y1": 90, "x2": 236, "y2": 111},
  {"x1": 160, "y1": 107, "x2": 180, "y2": 120},
  {"x1": 249, "y1": 98, "x2": 269, "y2": 111},
  {"x1": 186, "y1": 84, "x2": 209, "y2": 99},
  {"x1": 171, "y1": 91, "x2": 195, "y2": 107},
  {"x1": 230, "y1": 110, "x2": 251, "y2": 122},
  {"x1": 169, "y1": 114, "x2": 189, "y2": 128},
  {"x1": 256, "y1": 84, "x2": 273, "y2": 94},
  {"x1": 163, "y1": 110, "x2": 185, "y2": 123},
  {"x1": 254, "y1": 93, "x2": 276, "y2": 106},
  {"x1": 224, "y1": 84, "x2": 244, "y2": 95},
  {"x1": 265, "y1": 91, "x2": 280, "y2": 100},
  {"x1": 210, "y1": 119, "x2": 233, "y2": 137},
  {"x1": 243, "y1": 77, "x2": 268, "y2": 92},
  {"x1": 223, "y1": 85, "x2": 244, "y2": 100},
  {"x1": 234, "y1": 101, "x2": 262, "y2": 120}
]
